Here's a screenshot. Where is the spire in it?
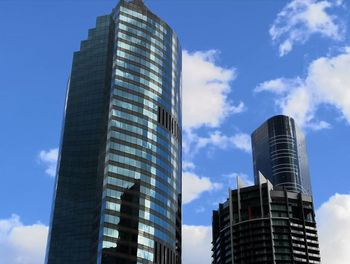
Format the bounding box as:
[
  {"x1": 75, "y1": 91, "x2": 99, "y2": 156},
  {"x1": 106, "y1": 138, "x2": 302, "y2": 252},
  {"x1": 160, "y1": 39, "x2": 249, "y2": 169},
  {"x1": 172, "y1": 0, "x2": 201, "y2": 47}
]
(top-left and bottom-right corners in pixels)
[
  {"x1": 236, "y1": 176, "x2": 246, "y2": 189},
  {"x1": 258, "y1": 171, "x2": 267, "y2": 185}
]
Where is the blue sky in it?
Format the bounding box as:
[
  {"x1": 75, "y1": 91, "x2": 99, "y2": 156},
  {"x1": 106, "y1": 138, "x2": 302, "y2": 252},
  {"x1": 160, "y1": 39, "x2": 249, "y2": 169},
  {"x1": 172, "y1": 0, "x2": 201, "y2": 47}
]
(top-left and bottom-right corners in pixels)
[{"x1": 1, "y1": 0, "x2": 350, "y2": 263}]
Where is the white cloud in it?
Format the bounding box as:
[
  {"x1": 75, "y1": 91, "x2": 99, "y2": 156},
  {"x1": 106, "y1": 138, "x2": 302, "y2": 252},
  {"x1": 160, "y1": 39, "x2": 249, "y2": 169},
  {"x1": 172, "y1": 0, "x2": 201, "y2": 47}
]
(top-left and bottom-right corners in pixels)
[
  {"x1": 182, "y1": 50, "x2": 243, "y2": 130},
  {"x1": 230, "y1": 133, "x2": 251, "y2": 153},
  {"x1": 317, "y1": 193, "x2": 350, "y2": 264},
  {"x1": 256, "y1": 47, "x2": 350, "y2": 129},
  {"x1": 182, "y1": 225, "x2": 212, "y2": 264},
  {"x1": 38, "y1": 148, "x2": 58, "y2": 177},
  {"x1": 183, "y1": 130, "x2": 251, "y2": 161},
  {"x1": 230, "y1": 101, "x2": 246, "y2": 114},
  {"x1": 270, "y1": 0, "x2": 345, "y2": 56},
  {"x1": 255, "y1": 78, "x2": 302, "y2": 94},
  {"x1": 307, "y1": 120, "x2": 332, "y2": 130},
  {"x1": 278, "y1": 85, "x2": 314, "y2": 127},
  {"x1": 181, "y1": 50, "x2": 247, "y2": 159},
  {"x1": 193, "y1": 131, "x2": 251, "y2": 154},
  {"x1": 182, "y1": 171, "x2": 222, "y2": 204},
  {"x1": 0, "y1": 215, "x2": 48, "y2": 264}
]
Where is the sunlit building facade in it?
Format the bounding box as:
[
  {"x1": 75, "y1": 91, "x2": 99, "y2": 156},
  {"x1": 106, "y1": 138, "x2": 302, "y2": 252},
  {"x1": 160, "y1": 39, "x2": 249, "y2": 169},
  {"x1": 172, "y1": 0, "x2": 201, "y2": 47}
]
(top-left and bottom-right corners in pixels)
[{"x1": 46, "y1": 1, "x2": 182, "y2": 263}]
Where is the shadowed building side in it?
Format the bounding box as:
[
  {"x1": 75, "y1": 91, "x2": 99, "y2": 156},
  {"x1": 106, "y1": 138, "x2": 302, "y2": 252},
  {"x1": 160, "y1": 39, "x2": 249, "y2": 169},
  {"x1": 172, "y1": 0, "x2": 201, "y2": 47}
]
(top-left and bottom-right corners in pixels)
[{"x1": 46, "y1": 15, "x2": 115, "y2": 264}]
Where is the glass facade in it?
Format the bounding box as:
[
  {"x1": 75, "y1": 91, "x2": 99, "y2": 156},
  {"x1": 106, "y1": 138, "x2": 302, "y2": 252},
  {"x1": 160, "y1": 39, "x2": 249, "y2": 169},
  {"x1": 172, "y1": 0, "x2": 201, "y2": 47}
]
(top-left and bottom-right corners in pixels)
[
  {"x1": 46, "y1": 1, "x2": 181, "y2": 263},
  {"x1": 212, "y1": 115, "x2": 321, "y2": 263},
  {"x1": 251, "y1": 115, "x2": 312, "y2": 196}
]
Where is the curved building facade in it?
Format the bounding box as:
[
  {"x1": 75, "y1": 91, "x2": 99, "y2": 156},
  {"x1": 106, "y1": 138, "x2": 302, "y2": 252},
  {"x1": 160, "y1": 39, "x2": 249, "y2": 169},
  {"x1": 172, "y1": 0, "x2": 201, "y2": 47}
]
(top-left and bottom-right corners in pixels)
[
  {"x1": 46, "y1": 1, "x2": 182, "y2": 263},
  {"x1": 212, "y1": 116, "x2": 320, "y2": 263},
  {"x1": 99, "y1": 1, "x2": 182, "y2": 263},
  {"x1": 212, "y1": 176, "x2": 320, "y2": 264},
  {"x1": 251, "y1": 115, "x2": 312, "y2": 195}
]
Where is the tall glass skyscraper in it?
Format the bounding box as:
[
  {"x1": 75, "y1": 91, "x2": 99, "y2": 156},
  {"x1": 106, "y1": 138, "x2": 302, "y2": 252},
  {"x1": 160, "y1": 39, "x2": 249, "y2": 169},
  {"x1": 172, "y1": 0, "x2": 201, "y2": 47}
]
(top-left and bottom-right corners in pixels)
[
  {"x1": 251, "y1": 115, "x2": 312, "y2": 195},
  {"x1": 45, "y1": 1, "x2": 182, "y2": 263}
]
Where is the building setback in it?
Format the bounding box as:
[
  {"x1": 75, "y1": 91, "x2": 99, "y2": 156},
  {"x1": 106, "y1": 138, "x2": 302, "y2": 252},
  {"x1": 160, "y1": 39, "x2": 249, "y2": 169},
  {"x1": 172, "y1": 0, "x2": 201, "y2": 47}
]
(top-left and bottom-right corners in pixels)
[{"x1": 45, "y1": 1, "x2": 182, "y2": 263}]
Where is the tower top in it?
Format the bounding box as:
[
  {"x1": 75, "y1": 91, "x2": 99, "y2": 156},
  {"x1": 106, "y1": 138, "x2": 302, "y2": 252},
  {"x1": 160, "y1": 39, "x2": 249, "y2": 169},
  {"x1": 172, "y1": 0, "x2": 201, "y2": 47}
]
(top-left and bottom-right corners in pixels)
[{"x1": 124, "y1": 0, "x2": 144, "y2": 5}]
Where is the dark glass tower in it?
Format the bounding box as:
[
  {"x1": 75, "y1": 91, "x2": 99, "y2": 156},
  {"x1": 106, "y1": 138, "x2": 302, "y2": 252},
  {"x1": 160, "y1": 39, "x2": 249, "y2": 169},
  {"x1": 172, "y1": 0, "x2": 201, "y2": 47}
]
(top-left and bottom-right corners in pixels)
[
  {"x1": 252, "y1": 115, "x2": 312, "y2": 195},
  {"x1": 212, "y1": 115, "x2": 321, "y2": 264},
  {"x1": 45, "y1": 1, "x2": 182, "y2": 263},
  {"x1": 212, "y1": 176, "x2": 321, "y2": 264}
]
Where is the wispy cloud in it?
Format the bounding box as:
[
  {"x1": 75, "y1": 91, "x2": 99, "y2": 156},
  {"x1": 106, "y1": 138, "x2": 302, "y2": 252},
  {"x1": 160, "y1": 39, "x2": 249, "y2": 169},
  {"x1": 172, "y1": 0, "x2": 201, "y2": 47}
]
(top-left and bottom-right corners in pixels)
[
  {"x1": 183, "y1": 161, "x2": 196, "y2": 171},
  {"x1": 270, "y1": 0, "x2": 345, "y2": 56},
  {"x1": 38, "y1": 148, "x2": 58, "y2": 177},
  {"x1": 256, "y1": 47, "x2": 350, "y2": 129},
  {"x1": 195, "y1": 206, "x2": 206, "y2": 214},
  {"x1": 255, "y1": 78, "x2": 302, "y2": 94},
  {"x1": 317, "y1": 193, "x2": 350, "y2": 264},
  {"x1": 184, "y1": 130, "x2": 251, "y2": 157},
  {"x1": 0, "y1": 215, "x2": 48, "y2": 264},
  {"x1": 230, "y1": 133, "x2": 251, "y2": 153},
  {"x1": 182, "y1": 171, "x2": 222, "y2": 204}
]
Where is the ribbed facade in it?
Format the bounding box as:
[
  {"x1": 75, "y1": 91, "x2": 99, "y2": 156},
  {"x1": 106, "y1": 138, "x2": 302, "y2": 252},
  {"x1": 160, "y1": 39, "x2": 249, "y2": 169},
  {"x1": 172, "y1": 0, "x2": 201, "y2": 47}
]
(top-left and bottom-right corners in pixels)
[
  {"x1": 212, "y1": 177, "x2": 321, "y2": 264},
  {"x1": 46, "y1": 1, "x2": 182, "y2": 263},
  {"x1": 252, "y1": 115, "x2": 312, "y2": 196},
  {"x1": 213, "y1": 115, "x2": 320, "y2": 264}
]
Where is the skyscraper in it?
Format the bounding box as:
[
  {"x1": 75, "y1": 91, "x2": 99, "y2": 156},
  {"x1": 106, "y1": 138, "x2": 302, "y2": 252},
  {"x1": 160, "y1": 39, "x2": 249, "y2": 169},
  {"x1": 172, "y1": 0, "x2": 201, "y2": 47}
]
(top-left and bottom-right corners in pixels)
[
  {"x1": 251, "y1": 115, "x2": 312, "y2": 195},
  {"x1": 45, "y1": 1, "x2": 182, "y2": 263},
  {"x1": 212, "y1": 175, "x2": 320, "y2": 264},
  {"x1": 212, "y1": 115, "x2": 321, "y2": 264}
]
